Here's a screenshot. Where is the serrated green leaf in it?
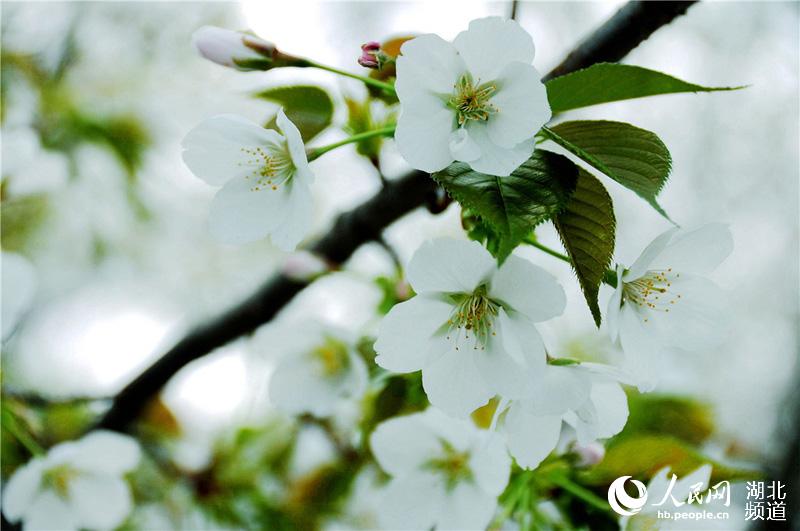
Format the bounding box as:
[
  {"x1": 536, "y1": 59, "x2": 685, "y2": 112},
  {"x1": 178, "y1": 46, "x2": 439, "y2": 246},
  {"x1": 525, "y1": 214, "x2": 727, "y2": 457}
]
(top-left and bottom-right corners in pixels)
[
  {"x1": 579, "y1": 435, "x2": 762, "y2": 487},
  {"x1": 433, "y1": 151, "x2": 579, "y2": 263},
  {"x1": 543, "y1": 121, "x2": 671, "y2": 218},
  {"x1": 256, "y1": 85, "x2": 334, "y2": 142},
  {"x1": 546, "y1": 63, "x2": 744, "y2": 113},
  {"x1": 553, "y1": 169, "x2": 615, "y2": 326}
]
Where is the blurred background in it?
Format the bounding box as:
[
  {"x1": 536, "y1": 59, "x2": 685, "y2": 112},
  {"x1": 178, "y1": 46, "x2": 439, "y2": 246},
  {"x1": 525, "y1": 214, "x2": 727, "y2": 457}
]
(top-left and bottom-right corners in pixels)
[{"x1": 1, "y1": 1, "x2": 798, "y2": 529}]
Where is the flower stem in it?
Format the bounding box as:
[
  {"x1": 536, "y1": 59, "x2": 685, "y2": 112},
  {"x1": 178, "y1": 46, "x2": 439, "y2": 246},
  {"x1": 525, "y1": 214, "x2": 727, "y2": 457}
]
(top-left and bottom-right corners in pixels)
[
  {"x1": 1, "y1": 407, "x2": 44, "y2": 456},
  {"x1": 304, "y1": 60, "x2": 396, "y2": 93},
  {"x1": 547, "y1": 471, "x2": 612, "y2": 513},
  {"x1": 308, "y1": 126, "x2": 396, "y2": 161},
  {"x1": 523, "y1": 236, "x2": 617, "y2": 287}
]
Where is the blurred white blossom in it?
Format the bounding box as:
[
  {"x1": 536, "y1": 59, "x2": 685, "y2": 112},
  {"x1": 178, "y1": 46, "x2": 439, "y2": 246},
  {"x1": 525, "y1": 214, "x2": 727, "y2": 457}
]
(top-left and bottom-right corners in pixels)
[
  {"x1": 395, "y1": 16, "x2": 550, "y2": 176},
  {"x1": 182, "y1": 110, "x2": 314, "y2": 250},
  {"x1": 375, "y1": 238, "x2": 564, "y2": 417},
  {"x1": 607, "y1": 224, "x2": 733, "y2": 390},
  {"x1": 2, "y1": 431, "x2": 141, "y2": 531},
  {"x1": 370, "y1": 408, "x2": 510, "y2": 530},
  {"x1": 2, "y1": 251, "x2": 37, "y2": 340},
  {"x1": 192, "y1": 26, "x2": 275, "y2": 70}
]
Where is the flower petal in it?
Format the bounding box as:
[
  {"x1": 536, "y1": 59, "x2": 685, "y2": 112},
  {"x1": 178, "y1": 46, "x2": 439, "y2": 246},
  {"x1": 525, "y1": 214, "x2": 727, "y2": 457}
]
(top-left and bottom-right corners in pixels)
[
  {"x1": 208, "y1": 174, "x2": 289, "y2": 245},
  {"x1": 374, "y1": 295, "x2": 452, "y2": 373},
  {"x1": 71, "y1": 431, "x2": 141, "y2": 475},
  {"x1": 370, "y1": 412, "x2": 441, "y2": 475},
  {"x1": 2, "y1": 252, "x2": 37, "y2": 339},
  {"x1": 2, "y1": 458, "x2": 44, "y2": 521},
  {"x1": 469, "y1": 433, "x2": 511, "y2": 496},
  {"x1": 626, "y1": 227, "x2": 679, "y2": 280},
  {"x1": 490, "y1": 254, "x2": 565, "y2": 322},
  {"x1": 504, "y1": 403, "x2": 562, "y2": 470},
  {"x1": 418, "y1": 408, "x2": 475, "y2": 451},
  {"x1": 649, "y1": 223, "x2": 733, "y2": 275},
  {"x1": 182, "y1": 114, "x2": 283, "y2": 187},
  {"x1": 377, "y1": 473, "x2": 443, "y2": 531},
  {"x1": 525, "y1": 365, "x2": 591, "y2": 416},
  {"x1": 395, "y1": 103, "x2": 455, "y2": 173},
  {"x1": 68, "y1": 475, "x2": 133, "y2": 530},
  {"x1": 497, "y1": 310, "x2": 547, "y2": 373},
  {"x1": 396, "y1": 34, "x2": 464, "y2": 96},
  {"x1": 590, "y1": 381, "x2": 629, "y2": 440},
  {"x1": 487, "y1": 62, "x2": 550, "y2": 148},
  {"x1": 276, "y1": 108, "x2": 311, "y2": 177},
  {"x1": 453, "y1": 17, "x2": 535, "y2": 81},
  {"x1": 406, "y1": 238, "x2": 495, "y2": 295},
  {"x1": 465, "y1": 124, "x2": 534, "y2": 176},
  {"x1": 436, "y1": 481, "x2": 498, "y2": 531},
  {"x1": 449, "y1": 128, "x2": 481, "y2": 162},
  {"x1": 268, "y1": 178, "x2": 313, "y2": 251},
  {"x1": 606, "y1": 266, "x2": 625, "y2": 342},
  {"x1": 422, "y1": 347, "x2": 493, "y2": 417},
  {"x1": 618, "y1": 306, "x2": 662, "y2": 392},
  {"x1": 23, "y1": 491, "x2": 78, "y2": 531}
]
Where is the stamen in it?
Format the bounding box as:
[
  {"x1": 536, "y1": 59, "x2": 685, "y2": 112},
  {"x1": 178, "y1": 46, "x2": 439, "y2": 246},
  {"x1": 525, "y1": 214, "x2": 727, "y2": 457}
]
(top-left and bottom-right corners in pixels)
[
  {"x1": 310, "y1": 337, "x2": 350, "y2": 377},
  {"x1": 622, "y1": 268, "x2": 683, "y2": 321},
  {"x1": 447, "y1": 74, "x2": 498, "y2": 126},
  {"x1": 239, "y1": 144, "x2": 294, "y2": 192},
  {"x1": 446, "y1": 285, "x2": 500, "y2": 351},
  {"x1": 423, "y1": 439, "x2": 473, "y2": 491}
]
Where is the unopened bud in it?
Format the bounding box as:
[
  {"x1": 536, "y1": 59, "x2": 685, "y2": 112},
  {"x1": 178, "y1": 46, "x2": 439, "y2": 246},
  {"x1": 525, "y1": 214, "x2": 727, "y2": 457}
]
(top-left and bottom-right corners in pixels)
[
  {"x1": 358, "y1": 41, "x2": 382, "y2": 69},
  {"x1": 574, "y1": 441, "x2": 605, "y2": 467},
  {"x1": 192, "y1": 26, "x2": 304, "y2": 71},
  {"x1": 282, "y1": 251, "x2": 330, "y2": 281}
]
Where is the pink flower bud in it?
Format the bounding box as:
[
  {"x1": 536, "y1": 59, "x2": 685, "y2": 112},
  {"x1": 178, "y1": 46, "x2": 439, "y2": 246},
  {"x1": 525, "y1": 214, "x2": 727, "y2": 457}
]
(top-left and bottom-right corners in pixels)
[
  {"x1": 358, "y1": 41, "x2": 382, "y2": 69},
  {"x1": 574, "y1": 441, "x2": 605, "y2": 467},
  {"x1": 282, "y1": 251, "x2": 330, "y2": 281},
  {"x1": 192, "y1": 26, "x2": 275, "y2": 70}
]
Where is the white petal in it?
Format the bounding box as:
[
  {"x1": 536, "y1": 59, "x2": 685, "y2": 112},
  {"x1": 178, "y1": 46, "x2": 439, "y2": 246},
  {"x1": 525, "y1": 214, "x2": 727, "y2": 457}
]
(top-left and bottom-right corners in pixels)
[
  {"x1": 370, "y1": 412, "x2": 443, "y2": 476},
  {"x1": 68, "y1": 475, "x2": 133, "y2": 530},
  {"x1": 182, "y1": 114, "x2": 283, "y2": 187},
  {"x1": 487, "y1": 62, "x2": 550, "y2": 148},
  {"x1": 526, "y1": 365, "x2": 591, "y2": 416},
  {"x1": 670, "y1": 464, "x2": 712, "y2": 503},
  {"x1": 618, "y1": 306, "x2": 662, "y2": 392},
  {"x1": 268, "y1": 177, "x2": 313, "y2": 251},
  {"x1": 2, "y1": 251, "x2": 37, "y2": 339},
  {"x1": 567, "y1": 381, "x2": 628, "y2": 443},
  {"x1": 377, "y1": 474, "x2": 443, "y2": 531},
  {"x1": 436, "y1": 481, "x2": 498, "y2": 531},
  {"x1": 422, "y1": 347, "x2": 493, "y2": 417},
  {"x1": 374, "y1": 295, "x2": 452, "y2": 373},
  {"x1": 22, "y1": 491, "x2": 77, "y2": 531},
  {"x1": 396, "y1": 34, "x2": 464, "y2": 96},
  {"x1": 406, "y1": 238, "x2": 495, "y2": 295},
  {"x1": 276, "y1": 108, "x2": 312, "y2": 177},
  {"x1": 473, "y1": 336, "x2": 530, "y2": 400},
  {"x1": 606, "y1": 267, "x2": 625, "y2": 342},
  {"x1": 395, "y1": 103, "x2": 455, "y2": 173},
  {"x1": 504, "y1": 403, "x2": 562, "y2": 470},
  {"x1": 469, "y1": 434, "x2": 511, "y2": 496},
  {"x1": 453, "y1": 17, "x2": 535, "y2": 81},
  {"x1": 449, "y1": 128, "x2": 481, "y2": 162},
  {"x1": 268, "y1": 354, "x2": 352, "y2": 417},
  {"x1": 497, "y1": 310, "x2": 547, "y2": 373},
  {"x1": 626, "y1": 227, "x2": 679, "y2": 280},
  {"x1": 71, "y1": 431, "x2": 141, "y2": 475},
  {"x1": 2, "y1": 459, "x2": 44, "y2": 520},
  {"x1": 650, "y1": 223, "x2": 733, "y2": 275},
  {"x1": 418, "y1": 408, "x2": 478, "y2": 454},
  {"x1": 192, "y1": 26, "x2": 263, "y2": 68},
  {"x1": 490, "y1": 255, "x2": 565, "y2": 322},
  {"x1": 208, "y1": 174, "x2": 289, "y2": 245},
  {"x1": 466, "y1": 125, "x2": 534, "y2": 177}
]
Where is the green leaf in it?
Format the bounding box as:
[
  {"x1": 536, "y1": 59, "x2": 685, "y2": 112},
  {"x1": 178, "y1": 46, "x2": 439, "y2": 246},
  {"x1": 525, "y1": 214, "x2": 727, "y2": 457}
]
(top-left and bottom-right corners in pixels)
[
  {"x1": 553, "y1": 169, "x2": 615, "y2": 326},
  {"x1": 623, "y1": 393, "x2": 715, "y2": 446},
  {"x1": 579, "y1": 435, "x2": 762, "y2": 487},
  {"x1": 543, "y1": 121, "x2": 671, "y2": 218},
  {"x1": 255, "y1": 85, "x2": 334, "y2": 142},
  {"x1": 433, "y1": 151, "x2": 579, "y2": 263},
  {"x1": 546, "y1": 63, "x2": 744, "y2": 113}
]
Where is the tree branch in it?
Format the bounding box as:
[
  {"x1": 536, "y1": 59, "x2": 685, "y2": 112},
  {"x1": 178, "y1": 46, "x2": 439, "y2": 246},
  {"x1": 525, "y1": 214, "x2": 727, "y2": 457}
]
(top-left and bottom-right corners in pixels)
[{"x1": 95, "y1": 0, "x2": 699, "y2": 433}]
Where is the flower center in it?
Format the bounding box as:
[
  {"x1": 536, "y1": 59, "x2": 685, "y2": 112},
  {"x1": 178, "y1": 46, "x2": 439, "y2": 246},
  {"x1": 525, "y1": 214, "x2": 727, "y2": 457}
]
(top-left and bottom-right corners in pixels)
[
  {"x1": 622, "y1": 268, "x2": 682, "y2": 322},
  {"x1": 424, "y1": 440, "x2": 473, "y2": 491},
  {"x1": 43, "y1": 465, "x2": 79, "y2": 498},
  {"x1": 447, "y1": 74, "x2": 497, "y2": 126},
  {"x1": 446, "y1": 285, "x2": 499, "y2": 351},
  {"x1": 240, "y1": 143, "x2": 294, "y2": 192},
  {"x1": 311, "y1": 337, "x2": 350, "y2": 377}
]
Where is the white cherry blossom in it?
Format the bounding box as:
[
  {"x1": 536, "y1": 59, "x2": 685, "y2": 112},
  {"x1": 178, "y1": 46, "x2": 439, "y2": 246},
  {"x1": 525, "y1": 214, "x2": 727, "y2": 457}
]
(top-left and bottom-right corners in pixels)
[
  {"x1": 2, "y1": 431, "x2": 141, "y2": 531},
  {"x1": 192, "y1": 26, "x2": 275, "y2": 70},
  {"x1": 182, "y1": 110, "x2": 314, "y2": 250},
  {"x1": 500, "y1": 363, "x2": 629, "y2": 470},
  {"x1": 374, "y1": 238, "x2": 565, "y2": 418},
  {"x1": 268, "y1": 323, "x2": 367, "y2": 417},
  {"x1": 370, "y1": 408, "x2": 510, "y2": 530},
  {"x1": 2, "y1": 251, "x2": 37, "y2": 340},
  {"x1": 607, "y1": 224, "x2": 733, "y2": 391},
  {"x1": 394, "y1": 16, "x2": 551, "y2": 176}
]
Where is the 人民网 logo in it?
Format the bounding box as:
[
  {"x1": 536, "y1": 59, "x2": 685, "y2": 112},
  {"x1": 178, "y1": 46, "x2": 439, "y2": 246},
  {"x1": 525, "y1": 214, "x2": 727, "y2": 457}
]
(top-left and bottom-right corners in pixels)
[{"x1": 608, "y1": 476, "x2": 649, "y2": 516}]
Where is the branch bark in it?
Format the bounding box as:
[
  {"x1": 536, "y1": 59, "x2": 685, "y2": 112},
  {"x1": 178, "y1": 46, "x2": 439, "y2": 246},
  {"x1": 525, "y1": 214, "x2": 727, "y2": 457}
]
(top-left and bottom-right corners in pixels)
[{"x1": 96, "y1": 0, "x2": 699, "y2": 433}]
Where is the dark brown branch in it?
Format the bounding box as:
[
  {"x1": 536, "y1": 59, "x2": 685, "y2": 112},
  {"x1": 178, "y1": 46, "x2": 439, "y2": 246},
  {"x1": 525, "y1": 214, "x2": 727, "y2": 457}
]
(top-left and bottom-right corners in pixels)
[
  {"x1": 95, "y1": 0, "x2": 699, "y2": 433},
  {"x1": 543, "y1": 1, "x2": 698, "y2": 81}
]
